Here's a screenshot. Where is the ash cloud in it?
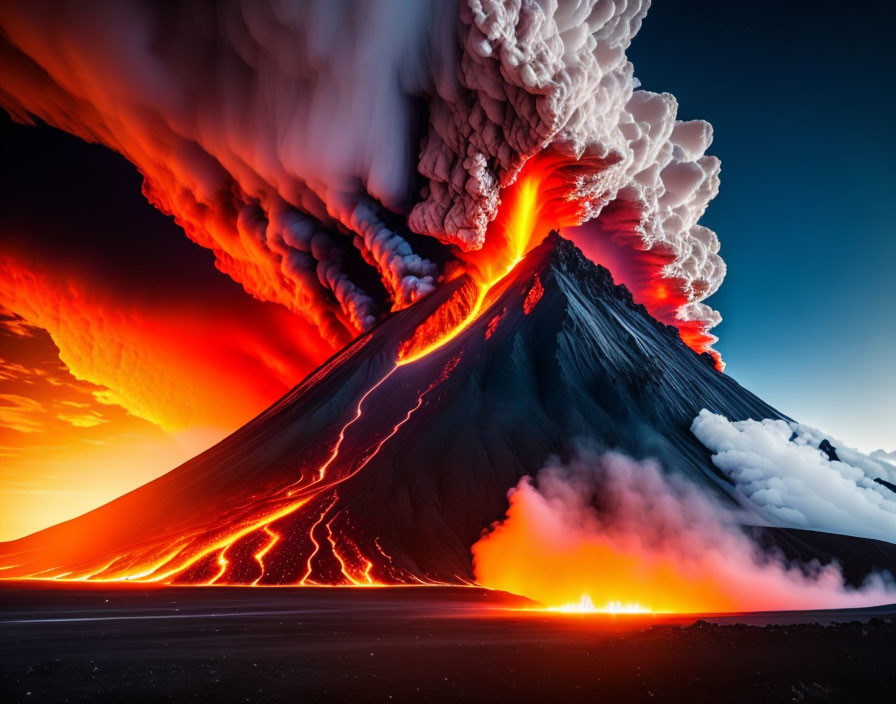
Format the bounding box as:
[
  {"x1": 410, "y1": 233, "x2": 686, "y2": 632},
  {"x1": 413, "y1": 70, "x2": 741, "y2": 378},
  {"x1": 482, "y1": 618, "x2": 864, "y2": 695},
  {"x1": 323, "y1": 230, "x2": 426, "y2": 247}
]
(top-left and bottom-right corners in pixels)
[
  {"x1": 693, "y1": 410, "x2": 896, "y2": 544},
  {"x1": 473, "y1": 448, "x2": 895, "y2": 612},
  {"x1": 0, "y1": 1, "x2": 725, "y2": 350}
]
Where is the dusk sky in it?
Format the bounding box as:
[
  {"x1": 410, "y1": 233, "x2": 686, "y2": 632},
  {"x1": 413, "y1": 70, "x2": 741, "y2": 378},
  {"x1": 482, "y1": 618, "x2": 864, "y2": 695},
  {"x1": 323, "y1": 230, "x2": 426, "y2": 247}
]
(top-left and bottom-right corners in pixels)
[
  {"x1": 0, "y1": 116, "x2": 330, "y2": 539},
  {"x1": 0, "y1": 0, "x2": 892, "y2": 542}
]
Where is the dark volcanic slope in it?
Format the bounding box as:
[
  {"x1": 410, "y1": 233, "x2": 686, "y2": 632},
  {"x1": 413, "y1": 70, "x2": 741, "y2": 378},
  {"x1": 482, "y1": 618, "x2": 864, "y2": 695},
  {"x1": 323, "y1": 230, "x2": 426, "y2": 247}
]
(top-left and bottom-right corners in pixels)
[{"x1": 1, "y1": 234, "x2": 892, "y2": 583}]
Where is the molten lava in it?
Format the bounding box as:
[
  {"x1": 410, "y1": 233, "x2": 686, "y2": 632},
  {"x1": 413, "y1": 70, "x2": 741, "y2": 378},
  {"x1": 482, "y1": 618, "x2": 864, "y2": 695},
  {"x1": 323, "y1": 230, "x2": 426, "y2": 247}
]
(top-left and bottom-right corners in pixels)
[
  {"x1": 2, "y1": 344, "x2": 467, "y2": 586},
  {"x1": 522, "y1": 275, "x2": 544, "y2": 315},
  {"x1": 0, "y1": 150, "x2": 726, "y2": 590},
  {"x1": 399, "y1": 151, "x2": 591, "y2": 365}
]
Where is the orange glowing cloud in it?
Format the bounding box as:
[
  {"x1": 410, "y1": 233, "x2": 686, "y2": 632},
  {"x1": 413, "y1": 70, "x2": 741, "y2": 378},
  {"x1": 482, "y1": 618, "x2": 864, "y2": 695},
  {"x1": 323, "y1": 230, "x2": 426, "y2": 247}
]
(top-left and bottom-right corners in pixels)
[
  {"x1": 0, "y1": 256, "x2": 331, "y2": 433},
  {"x1": 0, "y1": 21, "x2": 380, "y2": 346},
  {"x1": 0, "y1": 248, "x2": 337, "y2": 541},
  {"x1": 473, "y1": 450, "x2": 894, "y2": 613},
  {"x1": 0, "y1": 311, "x2": 201, "y2": 540}
]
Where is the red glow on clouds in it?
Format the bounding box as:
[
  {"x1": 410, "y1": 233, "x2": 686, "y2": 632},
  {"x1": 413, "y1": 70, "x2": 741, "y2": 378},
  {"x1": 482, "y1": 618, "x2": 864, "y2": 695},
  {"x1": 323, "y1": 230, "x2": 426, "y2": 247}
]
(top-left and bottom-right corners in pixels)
[
  {"x1": 403, "y1": 151, "x2": 721, "y2": 370},
  {"x1": 0, "y1": 256, "x2": 330, "y2": 432},
  {"x1": 0, "y1": 35, "x2": 362, "y2": 346},
  {"x1": 565, "y1": 200, "x2": 723, "y2": 368}
]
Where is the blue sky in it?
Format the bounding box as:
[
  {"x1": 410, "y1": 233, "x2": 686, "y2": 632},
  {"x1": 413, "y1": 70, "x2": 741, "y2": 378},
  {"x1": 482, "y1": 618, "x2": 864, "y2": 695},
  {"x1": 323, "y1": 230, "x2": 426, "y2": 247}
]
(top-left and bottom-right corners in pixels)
[{"x1": 628, "y1": 0, "x2": 895, "y2": 451}]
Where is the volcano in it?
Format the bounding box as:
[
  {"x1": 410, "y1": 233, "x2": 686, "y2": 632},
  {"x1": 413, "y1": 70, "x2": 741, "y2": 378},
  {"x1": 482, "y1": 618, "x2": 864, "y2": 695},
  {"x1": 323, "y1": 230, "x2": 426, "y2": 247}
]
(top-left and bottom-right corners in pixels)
[{"x1": 2, "y1": 233, "x2": 894, "y2": 586}]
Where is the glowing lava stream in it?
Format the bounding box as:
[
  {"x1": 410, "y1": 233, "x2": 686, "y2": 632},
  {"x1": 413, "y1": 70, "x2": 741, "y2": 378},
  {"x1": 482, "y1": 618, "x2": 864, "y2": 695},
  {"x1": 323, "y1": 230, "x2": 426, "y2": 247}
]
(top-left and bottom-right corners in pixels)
[
  {"x1": 250, "y1": 526, "x2": 280, "y2": 586},
  {"x1": 287, "y1": 366, "x2": 400, "y2": 493},
  {"x1": 299, "y1": 494, "x2": 339, "y2": 585},
  {"x1": 142, "y1": 499, "x2": 309, "y2": 584},
  {"x1": 334, "y1": 352, "x2": 462, "y2": 488},
  {"x1": 2, "y1": 160, "x2": 552, "y2": 587},
  {"x1": 16, "y1": 350, "x2": 460, "y2": 586},
  {"x1": 293, "y1": 353, "x2": 463, "y2": 585},
  {"x1": 207, "y1": 549, "x2": 230, "y2": 586},
  {"x1": 326, "y1": 513, "x2": 376, "y2": 586},
  {"x1": 397, "y1": 175, "x2": 539, "y2": 366}
]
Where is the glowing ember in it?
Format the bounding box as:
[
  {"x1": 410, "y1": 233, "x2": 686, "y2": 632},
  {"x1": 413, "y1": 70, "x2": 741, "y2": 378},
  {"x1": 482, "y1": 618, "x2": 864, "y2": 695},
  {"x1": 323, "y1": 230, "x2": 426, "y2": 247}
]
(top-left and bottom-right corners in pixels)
[
  {"x1": 522, "y1": 275, "x2": 544, "y2": 315},
  {"x1": 484, "y1": 310, "x2": 505, "y2": 339}
]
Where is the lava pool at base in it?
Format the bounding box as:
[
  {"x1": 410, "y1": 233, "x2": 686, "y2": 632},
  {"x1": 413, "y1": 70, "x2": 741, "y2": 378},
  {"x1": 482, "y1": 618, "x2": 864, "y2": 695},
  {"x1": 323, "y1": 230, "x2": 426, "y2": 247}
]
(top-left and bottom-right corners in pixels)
[{"x1": 3, "y1": 583, "x2": 896, "y2": 703}]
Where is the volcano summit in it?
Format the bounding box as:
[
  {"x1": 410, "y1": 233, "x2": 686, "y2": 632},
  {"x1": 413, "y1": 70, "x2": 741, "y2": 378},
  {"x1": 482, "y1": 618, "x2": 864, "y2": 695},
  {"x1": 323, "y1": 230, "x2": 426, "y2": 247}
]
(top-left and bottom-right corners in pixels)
[{"x1": 2, "y1": 233, "x2": 894, "y2": 589}]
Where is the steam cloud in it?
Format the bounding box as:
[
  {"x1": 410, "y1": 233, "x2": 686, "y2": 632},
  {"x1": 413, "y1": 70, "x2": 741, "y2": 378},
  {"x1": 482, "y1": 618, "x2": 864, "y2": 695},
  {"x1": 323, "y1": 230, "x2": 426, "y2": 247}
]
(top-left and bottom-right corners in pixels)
[
  {"x1": 872, "y1": 449, "x2": 896, "y2": 466},
  {"x1": 0, "y1": 0, "x2": 725, "y2": 351},
  {"x1": 692, "y1": 410, "x2": 896, "y2": 544},
  {"x1": 473, "y1": 448, "x2": 895, "y2": 612}
]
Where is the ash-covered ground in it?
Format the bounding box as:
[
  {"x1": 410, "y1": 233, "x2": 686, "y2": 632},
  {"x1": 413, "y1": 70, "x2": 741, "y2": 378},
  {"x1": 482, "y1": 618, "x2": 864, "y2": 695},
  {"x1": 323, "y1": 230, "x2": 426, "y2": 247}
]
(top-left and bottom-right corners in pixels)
[{"x1": 2, "y1": 584, "x2": 895, "y2": 703}]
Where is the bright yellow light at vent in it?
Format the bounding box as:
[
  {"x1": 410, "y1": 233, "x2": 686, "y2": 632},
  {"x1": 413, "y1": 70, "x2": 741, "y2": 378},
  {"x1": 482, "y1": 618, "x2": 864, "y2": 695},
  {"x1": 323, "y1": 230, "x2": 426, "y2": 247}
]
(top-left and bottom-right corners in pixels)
[{"x1": 548, "y1": 595, "x2": 653, "y2": 614}]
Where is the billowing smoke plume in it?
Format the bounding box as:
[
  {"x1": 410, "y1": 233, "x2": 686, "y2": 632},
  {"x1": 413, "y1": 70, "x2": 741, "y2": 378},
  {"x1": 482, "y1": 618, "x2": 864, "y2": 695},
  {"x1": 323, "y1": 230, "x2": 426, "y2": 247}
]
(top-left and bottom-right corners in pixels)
[
  {"x1": 693, "y1": 411, "x2": 896, "y2": 544},
  {"x1": 473, "y1": 449, "x2": 895, "y2": 613},
  {"x1": 0, "y1": 0, "x2": 725, "y2": 354}
]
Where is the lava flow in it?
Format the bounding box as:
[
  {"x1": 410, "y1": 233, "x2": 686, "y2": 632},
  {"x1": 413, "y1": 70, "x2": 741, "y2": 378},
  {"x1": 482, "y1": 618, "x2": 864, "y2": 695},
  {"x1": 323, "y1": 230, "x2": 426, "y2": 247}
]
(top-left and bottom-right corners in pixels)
[
  {"x1": 0, "y1": 150, "x2": 727, "y2": 594},
  {"x1": 1, "y1": 152, "x2": 589, "y2": 587},
  {"x1": 4, "y1": 343, "x2": 469, "y2": 586},
  {"x1": 399, "y1": 151, "x2": 588, "y2": 364}
]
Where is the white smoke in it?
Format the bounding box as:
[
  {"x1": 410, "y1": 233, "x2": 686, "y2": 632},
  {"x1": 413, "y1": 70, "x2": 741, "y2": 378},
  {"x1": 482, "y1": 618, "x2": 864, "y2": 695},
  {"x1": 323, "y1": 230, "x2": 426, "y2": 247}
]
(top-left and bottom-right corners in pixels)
[
  {"x1": 692, "y1": 410, "x2": 896, "y2": 544},
  {"x1": 473, "y1": 448, "x2": 895, "y2": 612},
  {"x1": 872, "y1": 449, "x2": 896, "y2": 466},
  {"x1": 415, "y1": 2, "x2": 725, "y2": 331},
  {"x1": 0, "y1": 0, "x2": 725, "y2": 344}
]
